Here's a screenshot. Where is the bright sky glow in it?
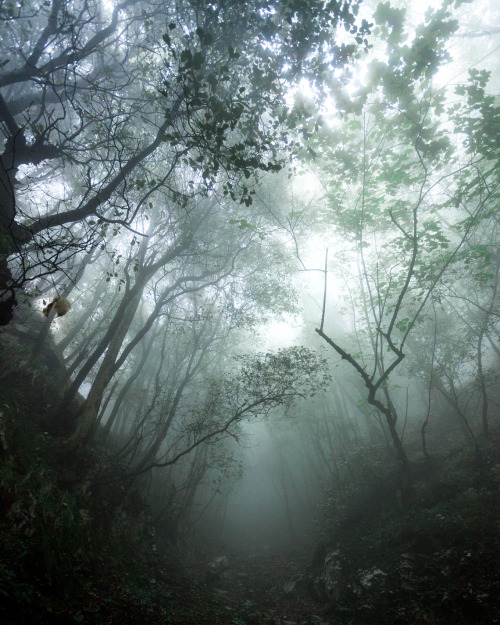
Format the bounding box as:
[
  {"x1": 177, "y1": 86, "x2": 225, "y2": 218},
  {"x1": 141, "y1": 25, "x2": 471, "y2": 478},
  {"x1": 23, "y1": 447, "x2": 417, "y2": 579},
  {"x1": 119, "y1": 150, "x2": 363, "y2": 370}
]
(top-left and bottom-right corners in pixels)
[
  {"x1": 101, "y1": 0, "x2": 115, "y2": 16},
  {"x1": 259, "y1": 317, "x2": 300, "y2": 349}
]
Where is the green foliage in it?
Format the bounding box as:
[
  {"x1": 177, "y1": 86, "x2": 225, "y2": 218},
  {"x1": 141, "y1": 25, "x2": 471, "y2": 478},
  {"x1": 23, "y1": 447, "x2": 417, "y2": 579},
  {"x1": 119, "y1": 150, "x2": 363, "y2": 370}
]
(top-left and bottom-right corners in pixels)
[
  {"x1": 187, "y1": 347, "x2": 331, "y2": 445},
  {"x1": 156, "y1": 0, "x2": 371, "y2": 206},
  {"x1": 228, "y1": 218, "x2": 266, "y2": 239},
  {"x1": 237, "y1": 346, "x2": 331, "y2": 409},
  {"x1": 455, "y1": 69, "x2": 500, "y2": 158}
]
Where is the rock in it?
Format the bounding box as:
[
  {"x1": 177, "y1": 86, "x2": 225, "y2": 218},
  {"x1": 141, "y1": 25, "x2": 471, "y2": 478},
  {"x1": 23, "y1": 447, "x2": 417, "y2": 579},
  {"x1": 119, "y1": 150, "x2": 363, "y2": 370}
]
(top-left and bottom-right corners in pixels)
[
  {"x1": 209, "y1": 555, "x2": 229, "y2": 571},
  {"x1": 323, "y1": 550, "x2": 342, "y2": 599},
  {"x1": 358, "y1": 567, "x2": 386, "y2": 589},
  {"x1": 206, "y1": 555, "x2": 230, "y2": 583},
  {"x1": 309, "y1": 549, "x2": 344, "y2": 601},
  {"x1": 308, "y1": 548, "x2": 369, "y2": 603},
  {"x1": 283, "y1": 580, "x2": 296, "y2": 594}
]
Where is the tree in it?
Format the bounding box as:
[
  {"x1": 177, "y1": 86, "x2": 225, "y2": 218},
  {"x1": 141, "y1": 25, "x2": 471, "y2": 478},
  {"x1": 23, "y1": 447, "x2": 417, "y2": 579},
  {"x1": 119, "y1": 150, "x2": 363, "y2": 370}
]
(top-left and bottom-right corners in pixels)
[
  {"x1": 133, "y1": 345, "x2": 331, "y2": 475},
  {"x1": 0, "y1": 0, "x2": 369, "y2": 321},
  {"x1": 290, "y1": 3, "x2": 500, "y2": 472}
]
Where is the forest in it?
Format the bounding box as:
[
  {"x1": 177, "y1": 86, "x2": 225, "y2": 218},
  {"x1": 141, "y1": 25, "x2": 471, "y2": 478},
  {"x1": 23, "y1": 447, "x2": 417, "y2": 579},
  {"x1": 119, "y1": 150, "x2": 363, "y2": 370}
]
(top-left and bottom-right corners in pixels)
[{"x1": 0, "y1": 0, "x2": 499, "y2": 623}]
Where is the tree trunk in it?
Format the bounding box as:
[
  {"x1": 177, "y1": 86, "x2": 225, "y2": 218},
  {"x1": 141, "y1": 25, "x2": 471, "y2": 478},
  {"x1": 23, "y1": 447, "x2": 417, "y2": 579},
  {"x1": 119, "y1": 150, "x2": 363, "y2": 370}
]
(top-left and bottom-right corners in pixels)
[
  {"x1": 477, "y1": 327, "x2": 489, "y2": 437},
  {"x1": 71, "y1": 290, "x2": 143, "y2": 442}
]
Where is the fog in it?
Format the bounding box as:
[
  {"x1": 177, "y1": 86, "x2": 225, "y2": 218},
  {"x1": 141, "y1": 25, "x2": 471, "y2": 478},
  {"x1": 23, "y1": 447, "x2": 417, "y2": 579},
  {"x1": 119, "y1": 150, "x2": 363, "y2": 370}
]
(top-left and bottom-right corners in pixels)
[{"x1": 1, "y1": 0, "x2": 499, "y2": 622}]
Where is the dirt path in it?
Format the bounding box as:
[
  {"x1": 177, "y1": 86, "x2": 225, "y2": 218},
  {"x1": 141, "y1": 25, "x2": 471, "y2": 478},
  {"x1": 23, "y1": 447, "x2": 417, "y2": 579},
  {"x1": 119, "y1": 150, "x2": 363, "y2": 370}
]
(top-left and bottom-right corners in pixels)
[{"x1": 177, "y1": 546, "x2": 331, "y2": 625}]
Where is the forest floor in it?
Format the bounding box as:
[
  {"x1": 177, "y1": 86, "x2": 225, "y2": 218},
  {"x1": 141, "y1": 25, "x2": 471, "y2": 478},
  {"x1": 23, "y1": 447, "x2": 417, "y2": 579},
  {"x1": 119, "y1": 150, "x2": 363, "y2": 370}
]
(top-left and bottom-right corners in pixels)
[
  {"x1": 2, "y1": 449, "x2": 500, "y2": 625},
  {"x1": 172, "y1": 545, "x2": 325, "y2": 625},
  {"x1": 67, "y1": 435, "x2": 500, "y2": 625},
  {"x1": 10, "y1": 545, "x2": 324, "y2": 625},
  {"x1": 2, "y1": 428, "x2": 500, "y2": 625},
  {"x1": 58, "y1": 505, "x2": 500, "y2": 625}
]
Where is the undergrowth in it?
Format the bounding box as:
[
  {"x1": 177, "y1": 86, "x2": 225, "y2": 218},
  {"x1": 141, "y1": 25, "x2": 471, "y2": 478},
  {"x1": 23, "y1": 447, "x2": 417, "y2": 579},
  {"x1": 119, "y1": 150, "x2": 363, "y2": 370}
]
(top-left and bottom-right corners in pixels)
[
  {"x1": 313, "y1": 434, "x2": 500, "y2": 624},
  {"x1": 0, "y1": 341, "x2": 169, "y2": 624}
]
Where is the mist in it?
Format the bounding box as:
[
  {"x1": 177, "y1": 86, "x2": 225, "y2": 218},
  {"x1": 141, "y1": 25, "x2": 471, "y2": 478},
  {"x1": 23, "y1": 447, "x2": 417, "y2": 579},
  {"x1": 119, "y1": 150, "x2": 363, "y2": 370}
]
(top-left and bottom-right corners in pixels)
[{"x1": 1, "y1": 0, "x2": 499, "y2": 623}]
